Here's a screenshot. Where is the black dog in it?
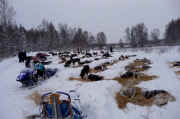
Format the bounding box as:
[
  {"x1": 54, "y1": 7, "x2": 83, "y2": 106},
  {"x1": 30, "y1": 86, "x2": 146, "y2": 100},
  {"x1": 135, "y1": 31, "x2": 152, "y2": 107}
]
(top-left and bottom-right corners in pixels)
[
  {"x1": 18, "y1": 51, "x2": 26, "y2": 63},
  {"x1": 86, "y1": 53, "x2": 92, "y2": 57},
  {"x1": 79, "y1": 60, "x2": 92, "y2": 65},
  {"x1": 121, "y1": 71, "x2": 138, "y2": 79},
  {"x1": 94, "y1": 65, "x2": 106, "y2": 71},
  {"x1": 71, "y1": 58, "x2": 80, "y2": 65},
  {"x1": 60, "y1": 54, "x2": 70, "y2": 58},
  {"x1": 64, "y1": 60, "x2": 72, "y2": 67},
  {"x1": 49, "y1": 52, "x2": 57, "y2": 56},
  {"x1": 93, "y1": 52, "x2": 98, "y2": 56},
  {"x1": 102, "y1": 62, "x2": 111, "y2": 66},
  {"x1": 94, "y1": 66, "x2": 103, "y2": 71},
  {"x1": 64, "y1": 58, "x2": 80, "y2": 67},
  {"x1": 103, "y1": 52, "x2": 111, "y2": 58},
  {"x1": 88, "y1": 74, "x2": 103, "y2": 81},
  {"x1": 80, "y1": 65, "x2": 90, "y2": 79},
  {"x1": 71, "y1": 54, "x2": 78, "y2": 58},
  {"x1": 94, "y1": 58, "x2": 100, "y2": 61},
  {"x1": 25, "y1": 56, "x2": 32, "y2": 68},
  {"x1": 127, "y1": 55, "x2": 137, "y2": 57},
  {"x1": 143, "y1": 90, "x2": 168, "y2": 99}
]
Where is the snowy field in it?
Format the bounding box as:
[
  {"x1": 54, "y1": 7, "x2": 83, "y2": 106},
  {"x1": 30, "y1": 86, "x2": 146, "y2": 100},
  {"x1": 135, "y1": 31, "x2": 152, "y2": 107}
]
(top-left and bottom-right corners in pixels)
[{"x1": 0, "y1": 46, "x2": 180, "y2": 119}]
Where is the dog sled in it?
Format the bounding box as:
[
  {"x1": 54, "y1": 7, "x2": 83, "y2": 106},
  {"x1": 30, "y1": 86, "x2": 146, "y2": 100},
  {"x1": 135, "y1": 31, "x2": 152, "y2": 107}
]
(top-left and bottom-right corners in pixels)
[{"x1": 39, "y1": 91, "x2": 86, "y2": 119}]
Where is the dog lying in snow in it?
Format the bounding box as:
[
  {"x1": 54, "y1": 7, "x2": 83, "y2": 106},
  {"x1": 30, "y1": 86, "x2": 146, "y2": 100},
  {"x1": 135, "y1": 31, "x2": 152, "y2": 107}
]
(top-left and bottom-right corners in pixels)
[
  {"x1": 78, "y1": 60, "x2": 92, "y2": 65},
  {"x1": 80, "y1": 65, "x2": 103, "y2": 81},
  {"x1": 85, "y1": 53, "x2": 92, "y2": 57},
  {"x1": 103, "y1": 52, "x2": 111, "y2": 58},
  {"x1": 71, "y1": 54, "x2": 78, "y2": 58},
  {"x1": 59, "y1": 57, "x2": 67, "y2": 63},
  {"x1": 135, "y1": 58, "x2": 151, "y2": 65},
  {"x1": 58, "y1": 51, "x2": 71, "y2": 57},
  {"x1": 102, "y1": 62, "x2": 111, "y2": 66},
  {"x1": 128, "y1": 55, "x2": 137, "y2": 57},
  {"x1": 64, "y1": 60, "x2": 72, "y2": 67},
  {"x1": 94, "y1": 58, "x2": 100, "y2": 61},
  {"x1": 120, "y1": 88, "x2": 176, "y2": 106},
  {"x1": 72, "y1": 58, "x2": 80, "y2": 65},
  {"x1": 64, "y1": 58, "x2": 80, "y2": 67},
  {"x1": 121, "y1": 71, "x2": 138, "y2": 79},
  {"x1": 142, "y1": 90, "x2": 176, "y2": 106},
  {"x1": 94, "y1": 65, "x2": 107, "y2": 71},
  {"x1": 49, "y1": 52, "x2": 57, "y2": 56},
  {"x1": 142, "y1": 90, "x2": 168, "y2": 99},
  {"x1": 59, "y1": 54, "x2": 70, "y2": 58},
  {"x1": 120, "y1": 87, "x2": 137, "y2": 98},
  {"x1": 88, "y1": 74, "x2": 103, "y2": 81},
  {"x1": 93, "y1": 52, "x2": 98, "y2": 56},
  {"x1": 101, "y1": 51, "x2": 105, "y2": 54},
  {"x1": 119, "y1": 55, "x2": 129, "y2": 60}
]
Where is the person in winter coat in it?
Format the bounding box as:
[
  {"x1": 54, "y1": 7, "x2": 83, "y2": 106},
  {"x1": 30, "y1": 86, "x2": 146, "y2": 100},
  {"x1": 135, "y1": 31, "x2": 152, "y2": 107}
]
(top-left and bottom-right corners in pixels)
[
  {"x1": 22, "y1": 51, "x2": 27, "y2": 62},
  {"x1": 18, "y1": 51, "x2": 23, "y2": 63},
  {"x1": 34, "y1": 63, "x2": 46, "y2": 80},
  {"x1": 110, "y1": 46, "x2": 113, "y2": 53},
  {"x1": 25, "y1": 56, "x2": 31, "y2": 68}
]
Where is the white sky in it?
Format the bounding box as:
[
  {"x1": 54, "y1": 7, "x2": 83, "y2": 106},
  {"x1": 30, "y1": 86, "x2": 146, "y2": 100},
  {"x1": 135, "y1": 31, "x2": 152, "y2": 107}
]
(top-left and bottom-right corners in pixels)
[{"x1": 11, "y1": 0, "x2": 180, "y2": 43}]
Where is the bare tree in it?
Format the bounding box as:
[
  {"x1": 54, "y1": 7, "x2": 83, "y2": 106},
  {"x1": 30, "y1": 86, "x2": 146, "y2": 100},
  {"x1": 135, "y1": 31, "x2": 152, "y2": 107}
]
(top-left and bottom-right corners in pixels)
[
  {"x1": 125, "y1": 27, "x2": 137, "y2": 47},
  {"x1": 125, "y1": 23, "x2": 148, "y2": 47},
  {"x1": 165, "y1": 18, "x2": 180, "y2": 43},
  {"x1": 88, "y1": 34, "x2": 96, "y2": 45},
  {"x1": 151, "y1": 28, "x2": 160, "y2": 41},
  {"x1": 0, "y1": 0, "x2": 15, "y2": 26},
  {"x1": 134, "y1": 23, "x2": 148, "y2": 47},
  {"x1": 125, "y1": 27, "x2": 131, "y2": 42},
  {"x1": 119, "y1": 39, "x2": 124, "y2": 48},
  {"x1": 96, "y1": 32, "x2": 107, "y2": 48}
]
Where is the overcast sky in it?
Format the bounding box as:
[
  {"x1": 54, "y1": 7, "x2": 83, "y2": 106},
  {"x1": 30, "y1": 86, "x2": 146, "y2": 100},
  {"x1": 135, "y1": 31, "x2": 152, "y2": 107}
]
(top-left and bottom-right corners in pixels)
[{"x1": 11, "y1": 0, "x2": 180, "y2": 43}]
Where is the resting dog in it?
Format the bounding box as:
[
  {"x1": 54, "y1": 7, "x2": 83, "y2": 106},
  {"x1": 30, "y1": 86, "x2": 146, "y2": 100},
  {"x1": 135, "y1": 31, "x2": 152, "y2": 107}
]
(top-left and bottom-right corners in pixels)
[
  {"x1": 103, "y1": 52, "x2": 111, "y2": 58},
  {"x1": 86, "y1": 53, "x2": 92, "y2": 57},
  {"x1": 88, "y1": 74, "x2": 103, "y2": 81},
  {"x1": 94, "y1": 65, "x2": 107, "y2": 71},
  {"x1": 64, "y1": 60, "x2": 72, "y2": 67},
  {"x1": 94, "y1": 66, "x2": 103, "y2": 71},
  {"x1": 121, "y1": 71, "x2": 138, "y2": 79},
  {"x1": 71, "y1": 58, "x2": 80, "y2": 65},
  {"x1": 143, "y1": 90, "x2": 168, "y2": 99},
  {"x1": 71, "y1": 54, "x2": 78, "y2": 58},
  {"x1": 64, "y1": 58, "x2": 80, "y2": 67},
  {"x1": 119, "y1": 55, "x2": 129, "y2": 60},
  {"x1": 79, "y1": 60, "x2": 92, "y2": 65},
  {"x1": 93, "y1": 52, "x2": 98, "y2": 56}
]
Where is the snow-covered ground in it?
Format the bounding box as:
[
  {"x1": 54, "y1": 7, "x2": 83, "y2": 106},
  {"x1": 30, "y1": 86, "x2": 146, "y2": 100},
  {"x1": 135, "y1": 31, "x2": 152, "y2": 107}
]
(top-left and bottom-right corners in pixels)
[{"x1": 0, "y1": 46, "x2": 180, "y2": 119}]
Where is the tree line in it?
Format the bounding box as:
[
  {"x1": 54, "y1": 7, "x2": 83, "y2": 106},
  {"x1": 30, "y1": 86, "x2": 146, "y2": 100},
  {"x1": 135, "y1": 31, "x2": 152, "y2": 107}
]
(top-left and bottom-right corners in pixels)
[
  {"x1": 0, "y1": 0, "x2": 107, "y2": 58},
  {"x1": 0, "y1": 0, "x2": 180, "y2": 58},
  {"x1": 123, "y1": 19, "x2": 180, "y2": 48}
]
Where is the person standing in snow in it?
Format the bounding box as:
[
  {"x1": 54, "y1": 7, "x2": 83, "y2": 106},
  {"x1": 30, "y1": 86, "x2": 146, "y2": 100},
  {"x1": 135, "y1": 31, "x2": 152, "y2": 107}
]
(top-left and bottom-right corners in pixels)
[
  {"x1": 25, "y1": 56, "x2": 31, "y2": 68},
  {"x1": 34, "y1": 62, "x2": 46, "y2": 80},
  {"x1": 110, "y1": 46, "x2": 113, "y2": 53},
  {"x1": 18, "y1": 51, "x2": 24, "y2": 63},
  {"x1": 22, "y1": 51, "x2": 27, "y2": 62}
]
